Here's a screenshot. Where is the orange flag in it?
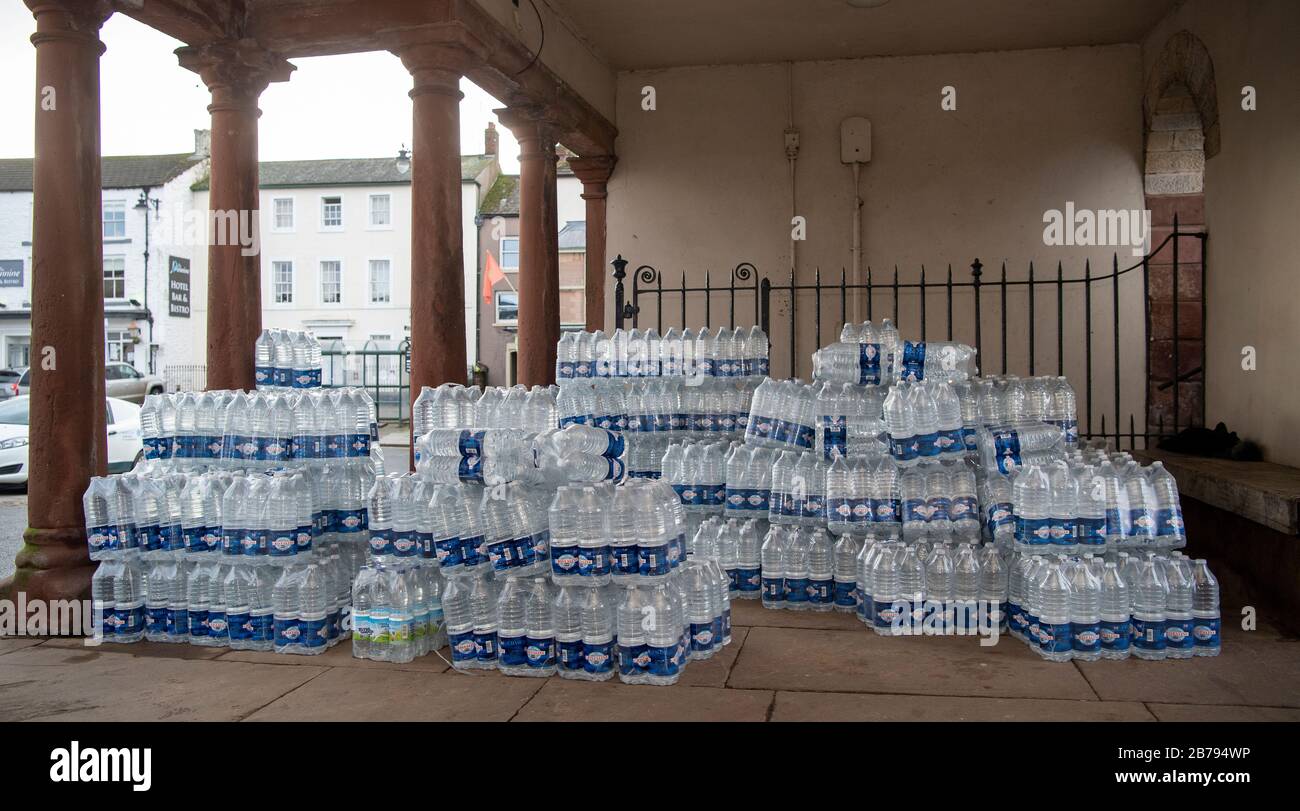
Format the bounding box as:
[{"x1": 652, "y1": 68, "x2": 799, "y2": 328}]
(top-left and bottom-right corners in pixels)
[{"x1": 482, "y1": 250, "x2": 506, "y2": 304}]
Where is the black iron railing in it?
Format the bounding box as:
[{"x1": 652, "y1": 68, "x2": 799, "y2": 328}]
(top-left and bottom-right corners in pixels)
[
  {"x1": 322, "y1": 338, "x2": 412, "y2": 423},
  {"x1": 612, "y1": 224, "x2": 1207, "y2": 451}
]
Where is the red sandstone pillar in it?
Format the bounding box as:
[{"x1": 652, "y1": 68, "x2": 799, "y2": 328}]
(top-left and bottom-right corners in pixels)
[
  {"x1": 498, "y1": 106, "x2": 561, "y2": 387},
  {"x1": 396, "y1": 44, "x2": 470, "y2": 395},
  {"x1": 2, "y1": 0, "x2": 113, "y2": 603},
  {"x1": 567, "y1": 155, "x2": 617, "y2": 332},
  {"x1": 178, "y1": 41, "x2": 293, "y2": 392}
]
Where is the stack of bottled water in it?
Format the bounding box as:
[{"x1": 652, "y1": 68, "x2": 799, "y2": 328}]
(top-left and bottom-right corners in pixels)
[
  {"x1": 812, "y1": 319, "x2": 901, "y2": 384},
  {"x1": 1006, "y1": 550, "x2": 1220, "y2": 661},
  {"x1": 555, "y1": 326, "x2": 769, "y2": 381},
  {"x1": 856, "y1": 535, "x2": 1008, "y2": 636},
  {"x1": 139, "y1": 388, "x2": 384, "y2": 474},
  {"x1": 413, "y1": 383, "x2": 558, "y2": 437},
  {"x1": 351, "y1": 560, "x2": 447, "y2": 664},
  {"x1": 974, "y1": 375, "x2": 1079, "y2": 448},
  {"x1": 415, "y1": 428, "x2": 541, "y2": 486},
  {"x1": 86, "y1": 388, "x2": 377, "y2": 650},
  {"x1": 813, "y1": 381, "x2": 887, "y2": 460},
  {"x1": 254, "y1": 328, "x2": 323, "y2": 390},
  {"x1": 662, "y1": 439, "x2": 729, "y2": 539},
  {"x1": 534, "y1": 425, "x2": 626, "y2": 484},
  {"x1": 744, "y1": 379, "x2": 818, "y2": 450}
]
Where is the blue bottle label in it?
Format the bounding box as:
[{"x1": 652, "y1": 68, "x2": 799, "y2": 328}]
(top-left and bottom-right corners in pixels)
[
  {"x1": 391, "y1": 532, "x2": 418, "y2": 557},
  {"x1": 1018, "y1": 516, "x2": 1055, "y2": 546},
  {"x1": 915, "y1": 432, "x2": 940, "y2": 459},
  {"x1": 551, "y1": 543, "x2": 581, "y2": 575},
  {"x1": 1164, "y1": 617, "x2": 1195, "y2": 650},
  {"x1": 1128, "y1": 508, "x2": 1156, "y2": 537},
  {"x1": 1071, "y1": 621, "x2": 1101, "y2": 653},
  {"x1": 1076, "y1": 517, "x2": 1106, "y2": 546},
  {"x1": 434, "y1": 535, "x2": 464, "y2": 568},
  {"x1": 576, "y1": 546, "x2": 610, "y2": 577},
  {"x1": 557, "y1": 638, "x2": 584, "y2": 670},
  {"x1": 449, "y1": 630, "x2": 478, "y2": 662},
  {"x1": 188, "y1": 609, "x2": 209, "y2": 638},
  {"x1": 1192, "y1": 616, "x2": 1220, "y2": 648},
  {"x1": 735, "y1": 567, "x2": 762, "y2": 593},
  {"x1": 524, "y1": 635, "x2": 556, "y2": 668},
  {"x1": 858, "y1": 343, "x2": 882, "y2": 385},
  {"x1": 498, "y1": 634, "x2": 528, "y2": 667},
  {"x1": 761, "y1": 576, "x2": 785, "y2": 602},
  {"x1": 273, "y1": 616, "x2": 301, "y2": 647},
  {"x1": 784, "y1": 577, "x2": 810, "y2": 603},
  {"x1": 809, "y1": 578, "x2": 834, "y2": 605},
  {"x1": 474, "y1": 631, "x2": 498, "y2": 662},
  {"x1": 638, "y1": 544, "x2": 671, "y2": 577},
  {"x1": 936, "y1": 427, "x2": 964, "y2": 455},
  {"x1": 950, "y1": 495, "x2": 978, "y2": 522},
  {"x1": 873, "y1": 600, "x2": 901, "y2": 628},
  {"x1": 145, "y1": 606, "x2": 169, "y2": 635},
  {"x1": 583, "y1": 640, "x2": 615, "y2": 673},
  {"x1": 1099, "y1": 618, "x2": 1131, "y2": 651},
  {"x1": 335, "y1": 509, "x2": 366, "y2": 534},
  {"x1": 226, "y1": 610, "x2": 253, "y2": 642},
  {"x1": 833, "y1": 580, "x2": 857, "y2": 607},
  {"x1": 900, "y1": 341, "x2": 927, "y2": 381},
  {"x1": 1131, "y1": 616, "x2": 1166, "y2": 650},
  {"x1": 1038, "y1": 622, "x2": 1072, "y2": 654},
  {"x1": 1156, "y1": 507, "x2": 1185, "y2": 538}
]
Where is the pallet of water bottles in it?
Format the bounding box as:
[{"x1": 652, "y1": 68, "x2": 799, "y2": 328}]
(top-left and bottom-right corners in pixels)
[
  {"x1": 555, "y1": 326, "x2": 769, "y2": 381},
  {"x1": 82, "y1": 387, "x2": 380, "y2": 650}
]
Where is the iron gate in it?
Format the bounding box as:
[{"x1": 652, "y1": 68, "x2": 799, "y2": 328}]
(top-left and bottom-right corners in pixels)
[{"x1": 612, "y1": 224, "x2": 1207, "y2": 451}]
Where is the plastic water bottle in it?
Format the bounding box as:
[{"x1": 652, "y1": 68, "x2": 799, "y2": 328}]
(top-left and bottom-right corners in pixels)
[
  {"x1": 1148, "y1": 462, "x2": 1186, "y2": 549},
  {"x1": 760, "y1": 524, "x2": 787, "y2": 609},
  {"x1": 1098, "y1": 562, "x2": 1131, "y2": 659},
  {"x1": 832, "y1": 534, "x2": 861, "y2": 612},
  {"x1": 1068, "y1": 560, "x2": 1102, "y2": 661},
  {"x1": 523, "y1": 577, "x2": 557, "y2": 676},
  {"x1": 977, "y1": 544, "x2": 1007, "y2": 632},
  {"x1": 582, "y1": 585, "x2": 617, "y2": 681},
  {"x1": 1191, "y1": 558, "x2": 1220, "y2": 656},
  {"x1": 1163, "y1": 555, "x2": 1196, "y2": 659},
  {"x1": 870, "y1": 541, "x2": 902, "y2": 635},
  {"x1": 1012, "y1": 462, "x2": 1053, "y2": 553},
  {"x1": 1035, "y1": 559, "x2": 1074, "y2": 661},
  {"x1": 1131, "y1": 555, "x2": 1168, "y2": 660}
]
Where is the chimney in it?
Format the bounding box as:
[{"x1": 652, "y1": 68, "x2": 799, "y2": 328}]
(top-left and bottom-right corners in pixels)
[
  {"x1": 192, "y1": 128, "x2": 211, "y2": 159},
  {"x1": 484, "y1": 121, "x2": 499, "y2": 156}
]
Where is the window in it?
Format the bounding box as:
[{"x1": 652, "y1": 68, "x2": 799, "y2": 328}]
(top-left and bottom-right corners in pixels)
[
  {"x1": 500, "y1": 237, "x2": 520, "y2": 270},
  {"x1": 495, "y1": 291, "x2": 518, "y2": 324},
  {"x1": 102, "y1": 201, "x2": 126, "y2": 239},
  {"x1": 105, "y1": 330, "x2": 133, "y2": 364},
  {"x1": 321, "y1": 196, "x2": 343, "y2": 229},
  {"x1": 272, "y1": 198, "x2": 294, "y2": 230},
  {"x1": 103, "y1": 256, "x2": 126, "y2": 300},
  {"x1": 5, "y1": 336, "x2": 30, "y2": 369},
  {"x1": 368, "y1": 259, "x2": 391, "y2": 304},
  {"x1": 368, "y1": 194, "x2": 391, "y2": 227},
  {"x1": 272, "y1": 261, "x2": 294, "y2": 304},
  {"x1": 320, "y1": 260, "x2": 342, "y2": 304}
]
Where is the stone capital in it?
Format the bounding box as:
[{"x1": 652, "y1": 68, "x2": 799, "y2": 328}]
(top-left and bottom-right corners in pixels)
[
  {"x1": 568, "y1": 155, "x2": 617, "y2": 193},
  {"x1": 176, "y1": 39, "x2": 295, "y2": 108},
  {"x1": 26, "y1": 0, "x2": 111, "y2": 48},
  {"x1": 495, "y1": 104, "x2": 565, "y2": 154},
  {"x1": 393, "y1": 22, "x2": 488, "y2": 93}
]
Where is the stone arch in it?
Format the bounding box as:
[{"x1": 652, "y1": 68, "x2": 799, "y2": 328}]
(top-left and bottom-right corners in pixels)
[
  {"x1": 1143, "y1": 30, "x2": 1220, "y2": 158},
  {"x1": 1142, "y1": 31, "x2": 1217, "y2": 435}
]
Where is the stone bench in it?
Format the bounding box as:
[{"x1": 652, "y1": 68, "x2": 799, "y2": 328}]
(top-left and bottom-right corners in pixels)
[
  {"x1": 1133, "y1": 450, "x2": 1300, "y2": 535},
  {"x1": 1134, "y1": 449, "x2": 1300, "y2": 633}
]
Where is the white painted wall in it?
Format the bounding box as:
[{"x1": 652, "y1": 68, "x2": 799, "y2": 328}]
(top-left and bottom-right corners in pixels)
[
  {"x1": 0, "y1": 159, "x2": 206, "y2": 374},
  {"x1": 606, "y1": 44, "x2": 1150, "y2": 434}
]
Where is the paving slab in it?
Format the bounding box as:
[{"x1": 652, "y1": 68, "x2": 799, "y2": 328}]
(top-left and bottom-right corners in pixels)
[
  {"x1": 0, "y1": 644, "x2": 325, "y2": 721},
  {"x1": 41, "y1": 636, "x2": 229, "y2": 660},
  {"x1": 1076, "y1": 625, "x2": 1300, "y2": 707},
  {"x1": 244, "y1": 665, "x2": 545, "y2": 721},
  {"x1": 218, "y1": 641, "x2": 449, "y2": 673},
  {"x1": 771, "y1": 690, "x2": 1155, "y2": 721},
  {"x1": 730, "y1": 599, "x2": 864, "y2": 631},
  {"x1": 1146, "y1": 703, "x2": 1300, "y2": 721},
  {"x1": 0, "y1": 637, "x2": 46, "y2": 655},
  {"x1": 513, "y1": 679, "x2": 773, "y2": 721},
  {"x1": 678, "y1": 627, "x2": 748, "y2": 688},
  {"x1": 729, "y1": 626, "x2": 1097, "y2": 700}
]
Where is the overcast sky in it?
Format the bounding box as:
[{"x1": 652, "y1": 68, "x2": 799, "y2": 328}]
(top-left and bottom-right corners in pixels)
[{"x1": 0, "y1": 4, "x2": 521, "y2": 173}]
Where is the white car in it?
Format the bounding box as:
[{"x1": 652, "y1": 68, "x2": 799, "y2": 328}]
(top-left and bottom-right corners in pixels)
[{"x1": 0, "y1": 396, "x2": 143, "y2": 485}]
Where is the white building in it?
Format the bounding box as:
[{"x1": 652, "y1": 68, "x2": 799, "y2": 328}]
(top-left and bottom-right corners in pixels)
[
  {"x1": 189, "y1": 123, "x2": 585, "y2": 383},
  {"x1": 0, "y1": 131, "x2": 209, "y2": 373}
]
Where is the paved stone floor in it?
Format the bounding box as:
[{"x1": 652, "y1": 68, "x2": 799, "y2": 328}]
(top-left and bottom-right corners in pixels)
[{"x1": 2, "y1": 599, "x2": 1298, "y2": 721}]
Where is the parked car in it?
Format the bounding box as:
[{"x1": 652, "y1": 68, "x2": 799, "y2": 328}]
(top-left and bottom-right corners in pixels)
[
  {"x1": 15, "y1": 362, "x2": 165, "y2": 404},
  {"x1": 0, "y1": 396, "x2": 143, "y2": 485},
  {"x1": 0, "y1": 369, "x2": 21, "y2": 400}
]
